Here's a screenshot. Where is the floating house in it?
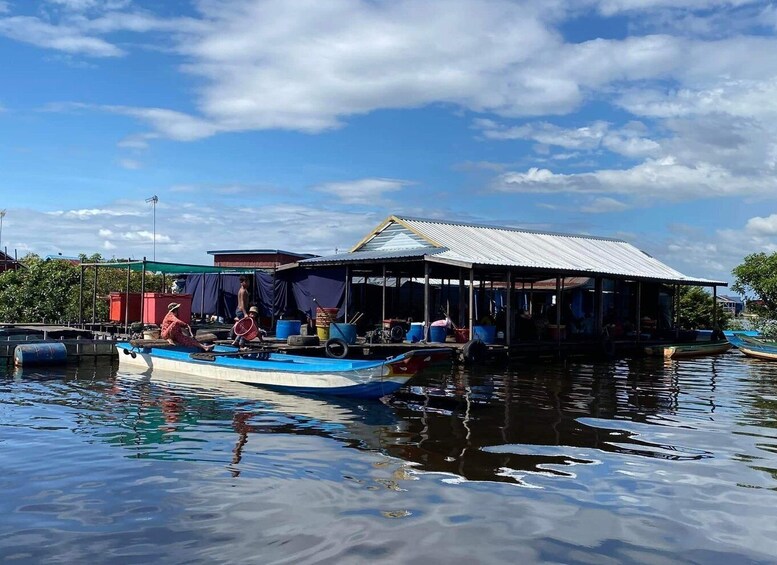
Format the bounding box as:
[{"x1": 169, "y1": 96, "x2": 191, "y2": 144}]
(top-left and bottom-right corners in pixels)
[{"x1": 285, "y1": 215, "x2": 726, "y2": 344}]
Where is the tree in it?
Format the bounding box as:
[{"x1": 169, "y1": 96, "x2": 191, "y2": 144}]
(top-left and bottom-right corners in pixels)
[
  {"x1": 732, "y1": 252, "x2": 777, "y2": 317},
  {"x1": 678, "y1": 286, "x2": 730, "y2": 330},
  {"x1": 0, "y1": 253, "x2": 164, "y2": 324}
]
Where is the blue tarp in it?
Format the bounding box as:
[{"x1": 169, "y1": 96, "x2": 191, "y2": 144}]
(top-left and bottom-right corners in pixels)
[{"x1": 184, "y1": 269, "x2": 348, "y2": 325}]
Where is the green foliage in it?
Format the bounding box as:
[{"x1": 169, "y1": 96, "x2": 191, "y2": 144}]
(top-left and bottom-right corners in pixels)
[
  {"x1": 0, "y1": 253, "x2": 165, "y2": 324},
  {"x1": 732, "y1": 252, "x2": 777, "y2": 316},
  {"x1": 678, "y1": 286, "x2": 730, "y2": 330}
]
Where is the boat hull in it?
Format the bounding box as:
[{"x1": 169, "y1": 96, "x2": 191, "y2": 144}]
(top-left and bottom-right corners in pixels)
[
  {"x1": 727, "y1": 334, "x2": 777, "y2": 361},
  {"x1": 115, "y1": 342, "x2": 448, "y2": 399},
  {"x1": 644, "y1": 341, "x2": 732, "y2": 359}
]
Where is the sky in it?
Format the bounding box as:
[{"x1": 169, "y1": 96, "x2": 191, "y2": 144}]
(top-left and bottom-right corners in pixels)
[{"x1": 1, "y1": 0, "x2": 776, "y2": 286}]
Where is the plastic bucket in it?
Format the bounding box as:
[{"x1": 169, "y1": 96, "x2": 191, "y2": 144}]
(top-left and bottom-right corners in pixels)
[
  {"x1": 473, "y1": 325, "x2": 497, "y2": 344},
  {"x1": 234, "y1": 317, "x2": 258, "y2": 341},
  {"x1": 454, "y1": 328, "x2": 469, "y2": 343},
  {"x1": 315, "y1": 307, "x2": 338, "y2": 326},
  {"x1": 14, "y1": 342, "x2": 68, "y2": 367},
  {"x1": 276, "y1": 320, "x2": 302, "y2": 340},
  {"x1": 330, "y1": 323, "x2": 357, "y2": 345},
  {"x1": 406, "y1": 322, "x2": 424, "y2": 343},
  {"x1": 316, "y1": 326, "x2": 330, "y2": 341},
  {"x1": 143, "y1": 329, "x2": 161, "y2": 340},
  {"x1": 429, "y1": 326, "x2": 447, "y2": 343}
]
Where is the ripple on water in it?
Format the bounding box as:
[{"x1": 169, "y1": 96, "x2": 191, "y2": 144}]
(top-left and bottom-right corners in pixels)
[{"x1": 2, "y1": 355, "x2": 777, "y2": 562}]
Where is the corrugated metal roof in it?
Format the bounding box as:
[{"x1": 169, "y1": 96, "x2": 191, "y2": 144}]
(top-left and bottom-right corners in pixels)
[
  {"x1": 392, "y1": 216, "x2": 722, "y2": 284},
  {"x1": 300, "y1": 247, "x2": 444, "y2": 265}
]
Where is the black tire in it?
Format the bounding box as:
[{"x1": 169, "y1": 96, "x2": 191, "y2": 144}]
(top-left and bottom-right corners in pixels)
[
  {"x1": 325, "y1": 338, "x2": 349, "y2": 359},
  {"x1": 390, "y1": 325, "x2": 405, "y2": 342},
  {"x1": 287, "y1": 335, "x2": 320, "y2": 346},
  {"x1": 462, "y1": 339, "x2": 487, "y2": 365}
]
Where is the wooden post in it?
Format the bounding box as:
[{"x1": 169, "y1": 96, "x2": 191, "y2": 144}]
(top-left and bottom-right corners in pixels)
[
  {"x1": 382, "y1": 264, "x2": 387, "y2": 323},
  {"x1": 594, "y1": 277, "x2": 603, "y2": 336},
  {"x1": 424, "y1": 262, "x2": 430, "y2": 341},
  {"x1": 506, "y1": 271, "x2": 512, "y2": 345},
  {"x1": 124, "y1": 264, "x2": 131, "y2": 336},
  {"x1": 468, "y1": 268, "x2": 475, "y2": 335},
  {"x1": 91, "y1": 265, "x2": 98, "y2": 324},
  {"x1": 78, "y1": 265, "x2": 84, "y2": 326},
  {"x1": 458, "y1": 269, "x2": 465, "y2": 329},
  {"x1": 200, "y1": 273, "x2": 206, "y2": 322},
  {"x1": 345, "y1": 265, "x2": 350, "y2": 322},
  {"x1": 713, "y1": 285, "x2": 718, "y2": 327},
  {"x1": 636, "y1": 281, "x2": 642, "y2": 342},
  {"x1": 140, "y1": 258, "x2": 146, "y2": 327},
  {"x1": 555, "y1": 276, "x2": 561, "y2": 346}
]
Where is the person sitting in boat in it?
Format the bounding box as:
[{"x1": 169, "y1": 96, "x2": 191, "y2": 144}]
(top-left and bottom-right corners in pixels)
[
  {"x1": 161, "y1": 302, "x2": 214, "y2": 351},
  {"x1": 232, "y1": 306, "x2": 265, "y2": 348}
]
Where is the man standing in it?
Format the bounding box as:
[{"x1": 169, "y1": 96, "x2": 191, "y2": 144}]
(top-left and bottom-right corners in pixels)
[{"x1": 236, "y1": 276, "x2": 250, "y2": 322}]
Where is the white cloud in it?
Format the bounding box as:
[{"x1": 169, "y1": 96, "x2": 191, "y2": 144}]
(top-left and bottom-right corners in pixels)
[
  {"x1": 594, "y1": 0, "x2": 759, "y2": 16},
  {"x1": 745, "y1": 214, "x2": 777, "y2": 236},
  {"x1": 475, "y1": 119, "x2": 661, "y2": 159},
  {"x1": 581, "y1": 197, "x2": 630, "y2": 213},
  {"x1": 47, "y1": 207, "x2": 142, "y2": 218},
  {"x1": 0, "y1": 16, "x2": 123, "y2": 57},
  {"x1": 315, "y1": 178, "x2": 411, "y2": 206},
  {"x1": 495, "y1": 156, "x2": 777, "y2": 202},
  {"x1": 98, "y1": 228, "x2": 113, "y2": 237}
]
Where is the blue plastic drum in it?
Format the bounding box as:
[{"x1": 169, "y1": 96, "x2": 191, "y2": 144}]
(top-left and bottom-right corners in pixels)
[
  {"x1": 14, "y1": 342, "x2": 68, "y2": 366},
  {"x1": 329, "y1": 323, "x2": 357, "y2": 345},
  {"x1": 276, "y1": 320, "x2": 302, "y2": 340},
  {"x1": 429, "y1": 326, "x2": 447, "y2": 343},
  {"x1": 406, "y1": 323, "x2": 424, "y2": 343},
  {"x1": 473, "y1": 325, "x2": 497, "y2": 344}
]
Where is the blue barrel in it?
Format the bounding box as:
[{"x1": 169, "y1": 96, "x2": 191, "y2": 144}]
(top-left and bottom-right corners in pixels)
[
  {"x1": 429, "y1": 326, "x2": 447, "y2": 343},
  {"x1": 406, "y1": 323, "x2": 424, "y2": 343},
  {"x1": 473, "y1": 325, "x2": 496, "y2": 344},
  {"x1": 329, "y1": 323, "x2": 357, "y2": 345},
  {"x1": 14, "y1": 342, "x2": 68, "y2": 367},
  {"x1": 276, "y1": 320, "x2": 302, "y2": 340}
]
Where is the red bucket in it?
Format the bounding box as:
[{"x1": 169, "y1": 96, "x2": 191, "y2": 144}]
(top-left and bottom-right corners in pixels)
[{"x1": 233, "y1": 317, "x2": 258, "y2": 341}]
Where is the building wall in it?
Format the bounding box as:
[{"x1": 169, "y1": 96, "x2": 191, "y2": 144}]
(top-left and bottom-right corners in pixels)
[{"x1": 212, "y1": 253, "x2": 302, "y2": 269}]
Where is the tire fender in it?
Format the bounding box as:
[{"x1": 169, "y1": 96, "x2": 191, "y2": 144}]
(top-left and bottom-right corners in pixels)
[
  {"x1": 462, "y1": 339, "x2": 487, "y2": 365},
  {"x1": 325, "y1": 338, "x2": 349, "y2": 359}
]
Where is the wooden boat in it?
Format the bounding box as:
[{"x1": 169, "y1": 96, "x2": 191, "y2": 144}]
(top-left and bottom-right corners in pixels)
[
  {"x1": 727, "y1": 333, "x2": 777, "y2": 361},
  {"x1": 644, "y1": 340, "x2": 732, "y2": 359},
  {"x1": 115, "y1": 341, "x2": 450, "y2": 399}
]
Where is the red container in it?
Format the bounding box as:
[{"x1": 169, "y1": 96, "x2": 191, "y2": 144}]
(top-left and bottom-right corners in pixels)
[
  {"x1": 109, "y1": 292, "x2": 142, "y2": 323},
  {"x1": 454, "y1": 328, "x2": 470, "y2": 343},
  {"x1": 234, "y1": 317, "x2": 258, "y2": 341},
  {"x1": 143, "y1": 293, "x2": 192, "y2": 325}
]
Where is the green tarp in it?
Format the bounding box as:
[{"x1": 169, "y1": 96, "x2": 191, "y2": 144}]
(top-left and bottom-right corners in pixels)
[{"x1": 80, "y1": 260, "x2": 252, "y2": 274}]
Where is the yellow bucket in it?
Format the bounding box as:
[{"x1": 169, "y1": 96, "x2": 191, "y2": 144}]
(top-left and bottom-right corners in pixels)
[{"x1": 316, "y1": 326, "x2": 330, "y2": 341}]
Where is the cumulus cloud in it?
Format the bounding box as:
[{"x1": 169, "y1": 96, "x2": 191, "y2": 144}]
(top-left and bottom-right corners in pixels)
[
  {"x1": 314, "y1": 178, "x2": 412, "y2": 206},
  {"x1": 0, "y1": 16, "x2": 123, "y2": 57},
  {"x1": 745, "y1": 214, "x2": 777, "y2": 236},
  {"x1": 495, "y1": 156, "x2": 777, "y2": 202}
]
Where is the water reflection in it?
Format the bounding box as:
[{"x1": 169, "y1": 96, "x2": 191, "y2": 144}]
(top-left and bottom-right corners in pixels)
[{"x1": 4, "y1": 351, "x2": 777, "y2": 562}]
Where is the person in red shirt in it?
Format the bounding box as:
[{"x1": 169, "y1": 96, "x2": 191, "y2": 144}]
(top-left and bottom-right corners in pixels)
[{"x1": 160, "y1": 302, "x2": 213, "y2": 351}]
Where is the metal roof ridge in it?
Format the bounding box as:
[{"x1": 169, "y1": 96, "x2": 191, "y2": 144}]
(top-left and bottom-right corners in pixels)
[{"x1": 393, "y1": 215, "x2": 629, "y2": 243}]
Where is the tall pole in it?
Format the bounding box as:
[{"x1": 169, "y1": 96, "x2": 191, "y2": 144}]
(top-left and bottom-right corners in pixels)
[
  {"x1": 0, "y1": 209, "x2": 6, "y2": 258},
  {"x1": 145, "y1": 196, "x2": 158, "y2": 261}
]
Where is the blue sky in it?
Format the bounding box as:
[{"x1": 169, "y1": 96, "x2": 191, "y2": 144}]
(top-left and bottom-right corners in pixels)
[{"x1": 1, "y1": 0, "x2": 776, "y2": 285}]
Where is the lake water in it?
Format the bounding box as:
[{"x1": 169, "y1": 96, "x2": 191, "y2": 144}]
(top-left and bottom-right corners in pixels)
[{"x1": 2, "y1": 351, "x2": 776, "y2": 564}]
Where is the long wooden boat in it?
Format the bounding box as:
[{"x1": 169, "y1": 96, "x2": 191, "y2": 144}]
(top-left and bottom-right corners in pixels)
[
  {"x1": 115, "y1": 341, "x2": 450, "y2": 399},
  {"x1": 644, "y1": 340, "x2": 732, "y2": 359},
  {"x1": 727, "y1": 333, "x2": 777, "y2": 361}
]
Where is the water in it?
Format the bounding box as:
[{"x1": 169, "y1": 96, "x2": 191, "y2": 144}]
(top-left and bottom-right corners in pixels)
[{"x1": 2, "y1": 352, "x2": 777, "y2": 564}]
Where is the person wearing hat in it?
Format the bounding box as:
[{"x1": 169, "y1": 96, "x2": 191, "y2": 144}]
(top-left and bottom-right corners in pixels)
[
  {"x1": 161, "y1": 302, "x2": 214, "y2": 351},
  {"x1": 232, "y1": 305, "x2": 265, "y2": 348}
]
